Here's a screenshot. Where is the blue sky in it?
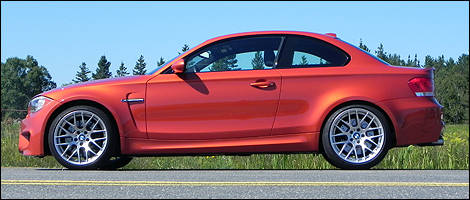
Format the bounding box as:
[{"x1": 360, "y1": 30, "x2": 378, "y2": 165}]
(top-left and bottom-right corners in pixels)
[{"x1": 1, "y1": 1, "x2": 469, "y2": 86}]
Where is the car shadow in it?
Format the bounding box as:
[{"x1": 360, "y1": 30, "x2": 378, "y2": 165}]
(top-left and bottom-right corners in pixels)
[{"x1": 177, "y1": 73, "x2": 209, "y2": 95}]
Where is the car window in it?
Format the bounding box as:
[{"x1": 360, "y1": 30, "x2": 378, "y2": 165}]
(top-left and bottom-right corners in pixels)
[
  {"x1": 278, "y1": 36, "x2": 349, "y2": 68},
  {"x1": 292, "y1": 51, "x2": 330, "y2": 66},
  {"x1": 185, "y1": 36, "x2": 282, "y2": 73}
]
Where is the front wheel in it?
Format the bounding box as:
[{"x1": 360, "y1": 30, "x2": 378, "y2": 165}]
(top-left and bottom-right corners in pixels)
[
  {"x1": 321, "y1": 105, "x2": 392, "y2": 169},
  {"x1": 48, "y1": 106, "x2": 116, "y2": 170}
]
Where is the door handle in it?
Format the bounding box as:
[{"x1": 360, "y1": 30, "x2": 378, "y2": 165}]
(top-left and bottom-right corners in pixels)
[{"x1": 250, "y1": 81, "x2": 275, "y2": 88}]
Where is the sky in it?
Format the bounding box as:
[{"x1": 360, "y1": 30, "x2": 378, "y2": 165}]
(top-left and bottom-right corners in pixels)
[{"x1": 1, "y1": 1, "x2": 469, "y2": 86}]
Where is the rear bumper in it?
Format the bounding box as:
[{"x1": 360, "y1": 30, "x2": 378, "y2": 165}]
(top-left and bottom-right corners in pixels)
[
  {"x1": 379, "y1": 97, "x2": 444, "y2": 147},
  {"x1": 417, "y1": 121, "x2": 445, "y2": 146}
]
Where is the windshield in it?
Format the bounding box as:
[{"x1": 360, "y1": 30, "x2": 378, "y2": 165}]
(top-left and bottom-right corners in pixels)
[
  {"x1": 341, "y1": 40, "x2": 390, "y2": 65},
  {"x1": 146, "y1": 55, "x2": 179, "y2": 75}
]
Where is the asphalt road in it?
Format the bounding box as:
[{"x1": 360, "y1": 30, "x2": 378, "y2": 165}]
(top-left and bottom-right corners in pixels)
[{"x1": 1, "y1": 167, "x2": 468, "y2": 199}]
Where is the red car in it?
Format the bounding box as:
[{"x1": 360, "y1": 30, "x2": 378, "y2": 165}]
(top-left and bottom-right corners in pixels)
[{"x1": 19, "y1": 31, "x2": 444, "y2": 170}]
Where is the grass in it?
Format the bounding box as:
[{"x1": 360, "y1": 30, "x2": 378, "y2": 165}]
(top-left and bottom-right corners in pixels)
[{"x1": 1, "y1": 120, "x2": 468, "y2": 169}]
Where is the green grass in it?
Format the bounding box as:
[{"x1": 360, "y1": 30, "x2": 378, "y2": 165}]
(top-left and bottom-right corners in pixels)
[{"x1": 2, "y1": 120, "x2": 468, "y2": 169}]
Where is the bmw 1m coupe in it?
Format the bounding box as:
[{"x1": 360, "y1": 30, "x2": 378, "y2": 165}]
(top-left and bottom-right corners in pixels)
[{"x1": 19, "y1": 31, "x2": 445, "y2": 170}]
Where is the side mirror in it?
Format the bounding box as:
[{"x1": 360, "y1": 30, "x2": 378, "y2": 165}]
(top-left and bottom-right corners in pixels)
[{"x1": 171, "y1": 59, "x2": 185, "y2": 74}]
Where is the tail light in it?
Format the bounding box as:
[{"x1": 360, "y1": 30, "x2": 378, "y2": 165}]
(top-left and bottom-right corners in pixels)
[{"x1": 408, "y1": 77, "x2": 434, "y2": 97}]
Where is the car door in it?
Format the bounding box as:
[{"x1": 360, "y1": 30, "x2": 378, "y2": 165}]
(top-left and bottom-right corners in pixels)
[
  {"x1": 272, "y1": 35, "x2": 350, "y2": 135},
  {"x1": 146, "y1": 36, "x2": 284, "y2": 140}
]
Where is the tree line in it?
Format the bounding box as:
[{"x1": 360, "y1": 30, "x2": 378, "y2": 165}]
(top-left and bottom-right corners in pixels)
[
  {"x1": 1, "y1": 41, "x2": 468, "y2": 124},
  {"x1": 68, "y1": 44, "x2": 190, "y2": 86}
]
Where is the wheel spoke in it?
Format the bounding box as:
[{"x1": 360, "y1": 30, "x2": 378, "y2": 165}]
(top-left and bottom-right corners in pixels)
[
  {"x1": 67, "y1": 149, "x2": 77, "y2": 161},
  {"x1": 85, "y1": 114, "x2": 95, "y2": 127},
  {"x1": 360, "y1": 111, "x2": 369, "y2": 124},
  {"x1": 354, "y1": 146, "x2": 358, "y2": 159},
  {"x1": 90, "y1": 140, "x2": 103, "y2": 150},
  {"x1": 91, "y1": 120, "x2": 100, "y2": 130},
  {"x1": 366, "y1": 116, "x2": 376, "y2": 129},
  {"x1": 64, "y1": 120, "x2": 75, "y2": 128},
  {"x1": 61, "y1": 145, "x2": 72, "y2": 157},
  {"x1": 90, "y1": 130, "x2": 106, "y2": 134},
  {"x1": 73, "y1": 112, "x2": 77, "y2": 127},
  {"x1": 355, "y1": 109, "x2": 360, "y2": 126},
  {"x1": 368, "y1": 134, "x2": 383, "y2": 139},
  {"x1": 333, "y1": 141, "x2": 347, "y2": 145},
  {"x1": 361, "y1": 145, "x2": 366, "y2": 158},
  {"x1": 366, "y1": 138, "x2": 378, "y2": 146},
  {"x1": 77, "y1": 147, "x2": 81, "y2": 163},
  {"x1": 364, "y1": 145, "x2": 374, "y2": 153}
]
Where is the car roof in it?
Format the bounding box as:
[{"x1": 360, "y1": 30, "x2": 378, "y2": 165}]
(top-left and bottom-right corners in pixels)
[{"x1": 203, "y1": 31, "x2": 336, "y2": 44}]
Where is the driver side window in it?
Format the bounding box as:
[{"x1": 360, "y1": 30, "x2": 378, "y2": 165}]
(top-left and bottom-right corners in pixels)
[{"x1": 185, "y1": 36, "x2": 282, "y2": 73}]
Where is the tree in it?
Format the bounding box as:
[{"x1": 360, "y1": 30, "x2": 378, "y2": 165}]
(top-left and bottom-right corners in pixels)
[
  {"x1": 133, "y1": 55, "x2": 147, "y2": 75},
  {"x1": 209, "y1": 54, "x2": 238, "y2": 72},
  {"x1": 251, "y1": 51, "x2": 264, "y2": 69},
  {"x1": 178, "y1": 44, "x2": 190, "y2": 54},
  {"x1": 300, "y1": 55, "x2": 309, "y2": 65},
  {"x1": 375, "y1": 43, "x2": 387, "y2": 61},
  {"x1": 358, "y1": 39, "x2": 370, "y2": 52},
  {"x1": 1, "y1": 56, "x2": 56, "y2": 119},
  {"x1": 157, "y1": 57, "x2": 166, "y2": 66},
  {"x1": 115, "y1": 62, "x2": 129, "y2": 77},
  {"x1": 73, "y1": 62, "x2": 91, "y2": 83},
  {"x1": 92, "y1": 55, "x2": 112, "y2": 80}
]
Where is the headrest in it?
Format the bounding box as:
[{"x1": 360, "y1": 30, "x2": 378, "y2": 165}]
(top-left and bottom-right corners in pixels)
[{"x1": 264, "y1": 50, "x2": 275, "y2": 67}]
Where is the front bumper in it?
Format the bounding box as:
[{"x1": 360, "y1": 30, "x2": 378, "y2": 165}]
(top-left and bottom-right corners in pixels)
[{"x1": 18, "y1": 99, "x2": 61, "y2": 156}]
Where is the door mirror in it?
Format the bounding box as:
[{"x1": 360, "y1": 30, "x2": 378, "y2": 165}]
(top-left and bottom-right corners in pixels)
[{"x1": 171, "y1": 59, "x2": 185, "y2": 73}]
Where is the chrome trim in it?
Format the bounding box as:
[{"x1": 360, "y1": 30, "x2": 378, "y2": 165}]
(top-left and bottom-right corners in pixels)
[
  {"x1": 415, "y1": 92, "x2": 434, "y2": 97},
  {"x1": 121, "y1": 98, "x2": 144, "y2": 103}
]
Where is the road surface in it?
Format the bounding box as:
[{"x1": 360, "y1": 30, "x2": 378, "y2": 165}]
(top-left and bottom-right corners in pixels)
[{"x1": 1, "y1": 168, "x2": 468, "y2": 199}]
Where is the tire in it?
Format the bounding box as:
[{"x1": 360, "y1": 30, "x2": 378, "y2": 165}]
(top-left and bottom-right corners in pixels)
[
  {"x1": 321, "y1": 104, "x2": 392, "y2": 169},
  {"x1": 48, "y1": 105, "x2": 117, "y2": 170},
  {"x1": 100, "y1": 156, "x2": 133, "y2": 170}
]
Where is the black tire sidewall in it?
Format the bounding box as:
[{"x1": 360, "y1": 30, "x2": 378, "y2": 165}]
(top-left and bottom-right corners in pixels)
[
  {"x1": 321, "y1": 104, "x2": 391, "y2": 170},
  {"x1": 48, "y1": 105, "x2": 116, "y2": 170}
]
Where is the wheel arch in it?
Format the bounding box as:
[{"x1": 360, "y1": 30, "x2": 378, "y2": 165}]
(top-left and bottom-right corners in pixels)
[
  {"x1": 43, "y1": 99, "x2": 122, "y2": 156},
  {"x1": 318, "y1": 100, "x2": 397, "y2": 153}
]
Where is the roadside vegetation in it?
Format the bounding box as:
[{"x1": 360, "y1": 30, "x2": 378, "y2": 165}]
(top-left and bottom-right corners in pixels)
[{"x1": 2, "y1": 120, "x2": 468, "y2": 169}]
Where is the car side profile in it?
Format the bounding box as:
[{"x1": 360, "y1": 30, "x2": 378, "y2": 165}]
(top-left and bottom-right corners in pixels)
[{"x1": 19, "y1": 31, "x2": 445, "y2": 170}]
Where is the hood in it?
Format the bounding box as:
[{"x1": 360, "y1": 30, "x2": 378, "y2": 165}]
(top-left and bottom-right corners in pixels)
[{"x1": 39, "y1": 75, "x2": 151, "y2": 100}]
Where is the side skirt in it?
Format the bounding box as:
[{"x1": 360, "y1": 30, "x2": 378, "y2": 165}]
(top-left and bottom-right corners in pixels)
[{"x1": 122, "y1": 132, "x2": 319, "y2": 155}]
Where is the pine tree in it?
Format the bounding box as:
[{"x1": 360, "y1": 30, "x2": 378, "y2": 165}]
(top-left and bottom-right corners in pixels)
[
  {"x1": 210, "y1": 54, "x2": 238, "y2": 72},
  {"x1": 133, "y1": 55, "x2": 147, "y2": 75},
  {"x1": 73, "y1": 62, "x2": 91, "y2": 83},
  {"x1": 358, "y1": 39, "x2": 370, "y2": 52},
  {"x1": 157, "y1": 57, "x2": 166, "y2": 66},
  {"x1": 178, "y1": 44, "x2": 190, "y2": 54},
  {"x1": 300, "y1": 55, "x2": 309, "y2": 65},
  {"x1": 251, "y1": 51, "x2": 264, "y2": 69},
  {"x1": 375, "y1": 43, "x2": 387, "y2": 61},
  {"x1": 116, "y1": 62, "x2": 129, "y2": 77},
  {"x1": 92, "y1": 55, "x2": 112, "y2": 80}
]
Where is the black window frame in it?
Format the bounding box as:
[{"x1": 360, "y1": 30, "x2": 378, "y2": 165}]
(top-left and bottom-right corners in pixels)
[
  {"x1": 162, "y1": 34, "x2": 286, "y2": 74},
  {"x1": 275, "y1": 35, "x2": 351, "y2": 69}
]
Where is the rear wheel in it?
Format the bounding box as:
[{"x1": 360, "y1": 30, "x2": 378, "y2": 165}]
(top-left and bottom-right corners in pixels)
[
  {"x1": 48, "y1": 106, "x2": 116, "y2": 170},
  {"x1": 321, "y1": 105, "x2": 391, "y2": 169}
]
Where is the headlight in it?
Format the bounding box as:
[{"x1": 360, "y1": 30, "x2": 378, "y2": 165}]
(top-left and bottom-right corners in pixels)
[{"x1": 28, "y1": 96, "x2": 53, "y2": 113}]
